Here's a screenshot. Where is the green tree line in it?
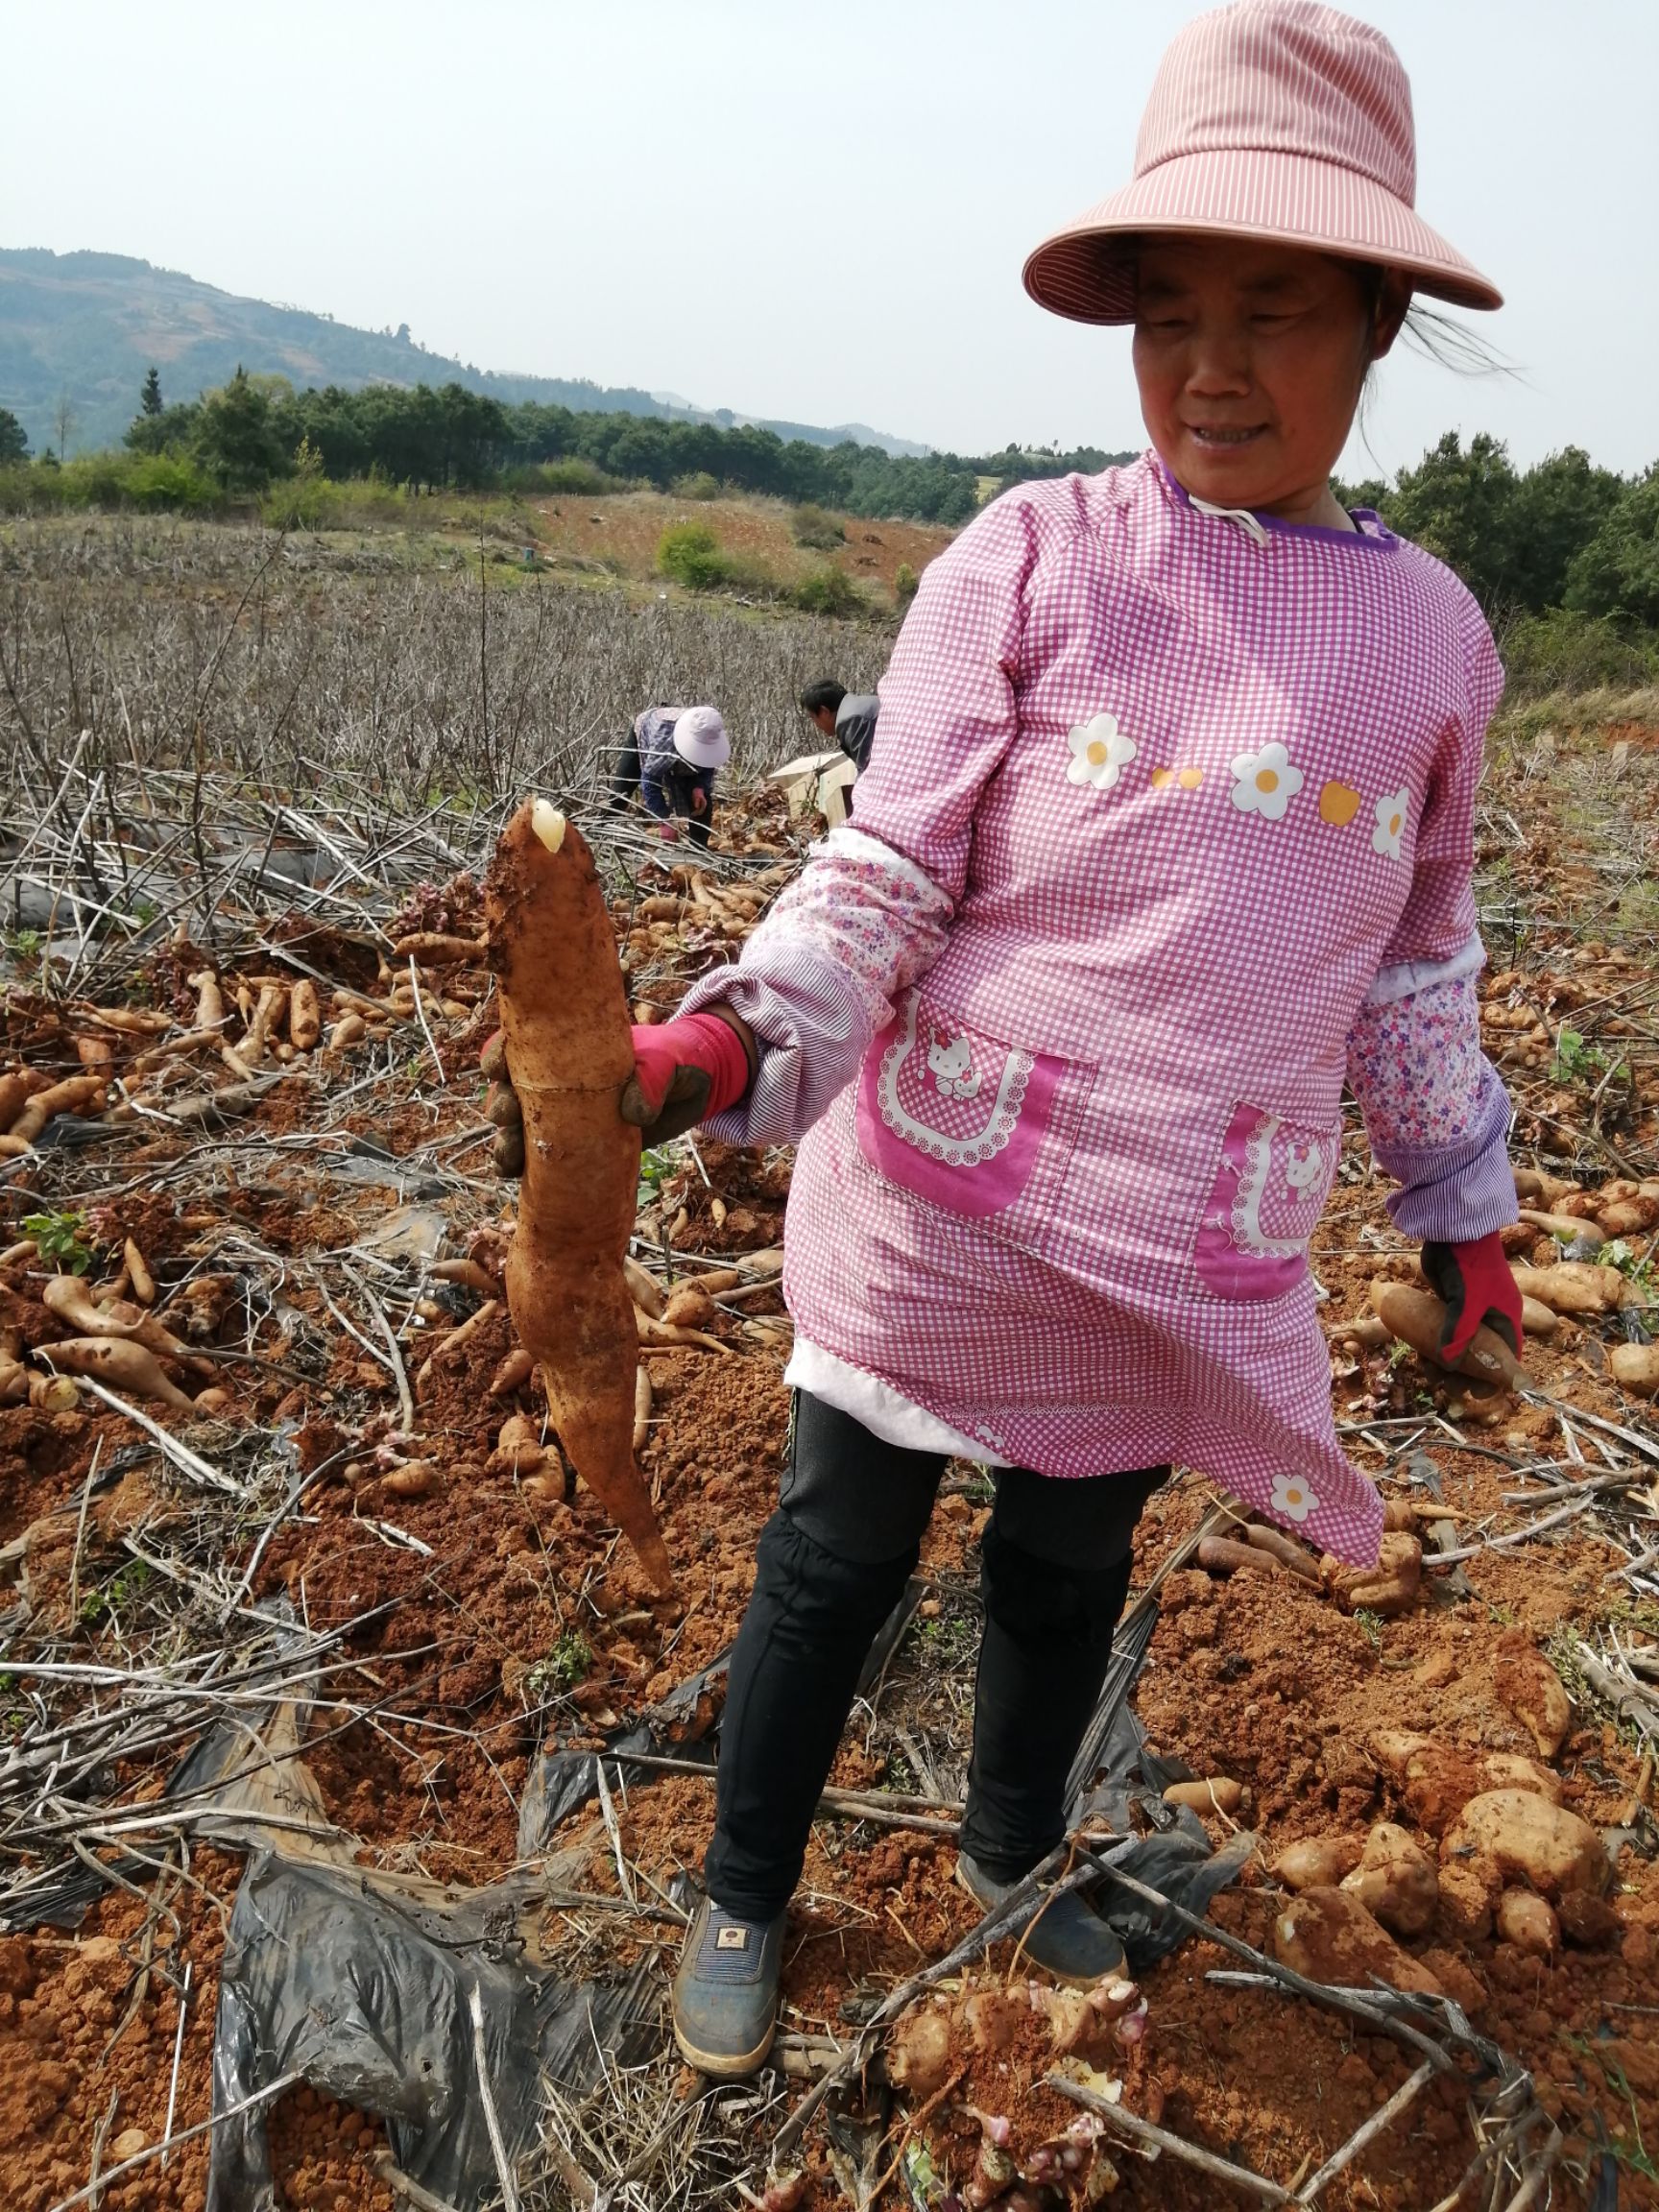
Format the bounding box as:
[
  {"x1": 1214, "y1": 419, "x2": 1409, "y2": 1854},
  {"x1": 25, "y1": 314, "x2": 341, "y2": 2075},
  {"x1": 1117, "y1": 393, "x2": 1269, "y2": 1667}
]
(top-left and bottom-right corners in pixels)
[
  {"x1": 1, "y1": 370, "x2": 1129, "y2": 527},
  {"x1": 1343, "y1": 434, "x2": 1658, "y2": 629},
  {"x1": 116, "y1": 370, "x2": 1086, "y2": 524}
]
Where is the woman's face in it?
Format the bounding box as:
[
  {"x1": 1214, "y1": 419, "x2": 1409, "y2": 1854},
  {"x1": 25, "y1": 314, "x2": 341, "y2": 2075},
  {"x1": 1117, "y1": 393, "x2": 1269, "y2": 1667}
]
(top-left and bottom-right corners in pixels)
[{"x1": 1132, "y1": 237, "x2": 1404, "y2": 523}]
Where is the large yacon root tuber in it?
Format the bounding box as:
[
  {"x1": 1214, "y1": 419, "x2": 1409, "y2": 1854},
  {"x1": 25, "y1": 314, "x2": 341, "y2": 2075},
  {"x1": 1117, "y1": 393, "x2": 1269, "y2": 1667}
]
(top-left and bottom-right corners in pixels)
[{"x1": 485, "y1": 800, "x2": 677, "y2": 1595}]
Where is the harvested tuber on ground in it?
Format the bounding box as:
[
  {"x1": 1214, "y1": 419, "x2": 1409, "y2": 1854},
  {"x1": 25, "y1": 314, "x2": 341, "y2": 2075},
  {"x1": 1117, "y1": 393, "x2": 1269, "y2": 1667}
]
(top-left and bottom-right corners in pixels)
[
  {"x1": 1440, "y1": 1790, "x2": 1608, "y2": 1899},
  {"x1": 1497, "y1": 1889, "x2": 1560, "y2": 1959},
  {"x1": 1338, "y1": 1821, "x2": 1439, "y2": 1936},
  {"x1": 288, "y1": 978, "x2": 321, "y2": 1051},
  {"x1": 41, "y1": 1275, "x2": 193, "y2": 1364},
  {"x1": 1163, "y1": 1777, "x2": 1245, "y2": 1815},
  {"x1": 40, "y1": 1336, "x2": 196, "y2": 1412},
  {"x1": 1272, "y1": 1887, "x2": 1443, "y2": 1997},
  {"x1": 1493, "y1": 1630, "x2": 1573, "y2": 1758},
  {"x1": 1609, "y1": 1343, "x2": 1659, "y2": 1398},
  {"x1": 1368, "y1": 1730, "x2": 1562, "y2": 1834},
  {"x1": 1371, "y1": 1282, "x2": 1523, "y2": 1390},
  {"x1": 1322, "y1": 1529, "x2": 1423, "y2": 1618},
  {"x1": 1508, "y1": 1261, "x2": 1624, "y2": 1316},
  {"x1": 1273, "y1": 1837, "x2": 1362, "y2": 1891},
  {"x1": 9, "y1": 1073, "x2": 108, "y2": 1145},
  {"x1": 484, "y1": 800, "x2": 676, "y2": 1596}
]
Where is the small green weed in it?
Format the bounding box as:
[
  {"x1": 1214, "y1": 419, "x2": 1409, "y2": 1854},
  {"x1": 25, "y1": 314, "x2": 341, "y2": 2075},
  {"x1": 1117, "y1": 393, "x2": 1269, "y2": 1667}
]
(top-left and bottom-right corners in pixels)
[
  {"x1": 1606, "y1": 1596, "x2": 1659, "y2": 1641},
  {"x1": 525, "y1": 1628, "x2": 592, "y2": 1702},
  {"x1": 5, "y1": 926, "x2": 42, "y2": 961},
  {"x1": 1562, "y1": 2037, "x2": 1659, "y2": 2183},
  {"x1": 912, "y1": 1609, "x2": 978, "y2": 1667},
  {"x1": 1551, "y1": 1025, "x2": 1621, "y2": 1086},
  {"x1": 1599, "y1": 1239, "x2": 1654, "y2": 1294},
  {"x1": 24, "y1": 1211, "x2": 94, "y2": 1274},
  {"x1": 80, "y1": 1558, "x2": 153, "y2": 1628},
  {"x1": 637, "y1": 1145, "x2": 677, "y2": 1207},
  {"x1": 1354, "y1": 1608, "x2": 1384, "y2": 1650}
]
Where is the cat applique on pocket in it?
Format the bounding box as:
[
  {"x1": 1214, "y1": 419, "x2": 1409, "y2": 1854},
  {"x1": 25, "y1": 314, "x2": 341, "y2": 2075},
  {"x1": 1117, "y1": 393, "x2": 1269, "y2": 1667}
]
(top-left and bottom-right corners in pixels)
[
  {"x1": 1194, "y1": 1101, "x2": 1340, "y2": 1300},
  {"x1": 854, "y1": 990, "x2": 1078, "y2": 1228}
]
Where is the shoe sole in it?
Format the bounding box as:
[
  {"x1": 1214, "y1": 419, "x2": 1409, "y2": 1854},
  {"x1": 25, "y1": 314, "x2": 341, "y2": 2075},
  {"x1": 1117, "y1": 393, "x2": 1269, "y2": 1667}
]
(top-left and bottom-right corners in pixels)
[
  {"x1": 671, "y1": 2014, "x2": 778, "y2": 2080},
  {"x1": 952, "y1": 1858, "x2": 1124, "y2": 1991}
]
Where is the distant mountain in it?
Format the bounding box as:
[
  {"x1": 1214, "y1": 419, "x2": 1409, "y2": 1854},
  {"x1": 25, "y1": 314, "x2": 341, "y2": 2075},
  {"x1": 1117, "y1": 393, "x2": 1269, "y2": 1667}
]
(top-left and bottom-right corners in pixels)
[
  {"x1": 0, "y1": 248, "x2": 930, "y2": 460},
  {"x1": 649, "y1": 391, "x2": 928, "y2": 460}
]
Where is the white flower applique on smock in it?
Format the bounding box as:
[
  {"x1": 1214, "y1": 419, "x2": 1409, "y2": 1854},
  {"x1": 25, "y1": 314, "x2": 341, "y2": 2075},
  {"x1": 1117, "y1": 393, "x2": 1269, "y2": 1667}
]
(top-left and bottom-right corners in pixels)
[
  {"x1": 1270, "y1": 1472, "x2": 1319, "y2": 1524},
  {"x1": 1066, "y1": 712, "x2": 1137, "y2": 791},
  {"x1": 1373, "y1": 788, "x2": 1411, "y2": 860},
  {"x1": 1229, "y1": 741, "x2": 1304, "y2": 822}
]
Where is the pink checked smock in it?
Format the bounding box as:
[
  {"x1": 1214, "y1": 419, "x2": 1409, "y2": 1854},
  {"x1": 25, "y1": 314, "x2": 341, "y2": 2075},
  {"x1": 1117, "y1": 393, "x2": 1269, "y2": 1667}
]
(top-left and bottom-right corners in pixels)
[{"x1": 685, "y1": 457, "x2": 1515, "y2": 1566}]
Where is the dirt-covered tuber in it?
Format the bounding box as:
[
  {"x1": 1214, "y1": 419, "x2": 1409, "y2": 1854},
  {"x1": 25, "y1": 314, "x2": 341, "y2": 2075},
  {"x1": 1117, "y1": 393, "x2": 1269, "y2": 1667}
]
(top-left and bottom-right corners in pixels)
[
  {"x1": 485, "y1": 801, "x2": 675, "y2": 1594},
  {"x1": 1441, "y1": 1791, "x2": 1608, "y2": 1899},
  {"x1": 1338, "y1": 1822, "x2": 1439, "y2": 1936}
]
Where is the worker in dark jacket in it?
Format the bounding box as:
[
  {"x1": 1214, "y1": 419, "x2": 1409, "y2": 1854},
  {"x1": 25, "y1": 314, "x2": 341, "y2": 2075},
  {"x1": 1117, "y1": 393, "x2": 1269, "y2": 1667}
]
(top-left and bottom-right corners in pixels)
[
  {"x1": 609, "y1": 705, "x2": 730, "y2": 847},
  {"x1": 800, "y1": 680, "x2": 878, "y2": 775}
]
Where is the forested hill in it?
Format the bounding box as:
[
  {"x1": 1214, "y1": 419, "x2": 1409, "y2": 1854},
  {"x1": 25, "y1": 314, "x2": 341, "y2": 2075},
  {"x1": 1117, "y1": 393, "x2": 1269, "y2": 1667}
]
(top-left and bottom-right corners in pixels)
[{"x1": 0, "y1": 248, "x2": 928, "y2": 460}]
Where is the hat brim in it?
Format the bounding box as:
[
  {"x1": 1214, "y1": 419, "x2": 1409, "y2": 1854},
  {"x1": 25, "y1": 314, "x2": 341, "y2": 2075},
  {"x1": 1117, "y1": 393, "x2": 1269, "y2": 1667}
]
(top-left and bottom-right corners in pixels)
[
  {"x1": 674, "y1": 733, "x2": 730, "y2": 769},
  {"x1": 1024, "y1": 148, "x2": 1501, "y2": 323}
]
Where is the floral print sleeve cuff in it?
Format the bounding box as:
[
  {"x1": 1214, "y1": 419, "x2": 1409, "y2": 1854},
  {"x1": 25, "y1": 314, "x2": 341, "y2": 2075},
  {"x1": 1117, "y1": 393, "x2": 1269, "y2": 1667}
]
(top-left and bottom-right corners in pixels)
[
  {"x1": 682, "y1": 825, "x2": 954, "y2": 1146},
  {"x1": 1346, "y1": 972, "x2": 1518, "y2": 1242}
]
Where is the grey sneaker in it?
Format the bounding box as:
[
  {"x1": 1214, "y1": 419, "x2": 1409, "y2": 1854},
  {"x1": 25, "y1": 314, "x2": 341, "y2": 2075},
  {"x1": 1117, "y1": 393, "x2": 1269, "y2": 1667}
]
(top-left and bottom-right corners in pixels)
[
  {"x1": 671, "y1": 1898, "x2": 785, "y2": 2078},
  {"x1": 955, "y1": 1852, "x2": 1128, "y2": 1989}
]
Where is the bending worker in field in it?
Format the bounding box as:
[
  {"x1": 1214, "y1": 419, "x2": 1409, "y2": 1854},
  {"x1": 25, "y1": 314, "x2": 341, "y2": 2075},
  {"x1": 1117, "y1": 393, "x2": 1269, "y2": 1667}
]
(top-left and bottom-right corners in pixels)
[
  {"x1": 608, "y1": 703, "x2": 730, "y2": 847},
  {"x1": 800, "y1": 678, "x2": 879, "y2": 775}
]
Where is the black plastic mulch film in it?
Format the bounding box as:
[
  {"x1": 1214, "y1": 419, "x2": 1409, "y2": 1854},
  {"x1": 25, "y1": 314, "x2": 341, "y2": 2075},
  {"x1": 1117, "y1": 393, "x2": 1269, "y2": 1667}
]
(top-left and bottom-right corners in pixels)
[{"x1": 12, "y1": 1580, "x2": 1250, "y2": 2208}]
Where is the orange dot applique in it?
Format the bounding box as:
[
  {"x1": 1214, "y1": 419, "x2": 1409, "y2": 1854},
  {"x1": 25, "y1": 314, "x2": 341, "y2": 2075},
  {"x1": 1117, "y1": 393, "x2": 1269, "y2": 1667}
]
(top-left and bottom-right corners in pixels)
[
  {"x1": 1151, "y1": 766, "x2": 1204, "y2": 790},
  {"x1": 1319, "y1": 781, "x2": 1361, "y2": 827},
  {"x1": 1177, "y1": 767, "x2": 1204, "y2": 789},
  {"x1": 1150, "y1": 767, "x2": 1173, "y2": 789}
]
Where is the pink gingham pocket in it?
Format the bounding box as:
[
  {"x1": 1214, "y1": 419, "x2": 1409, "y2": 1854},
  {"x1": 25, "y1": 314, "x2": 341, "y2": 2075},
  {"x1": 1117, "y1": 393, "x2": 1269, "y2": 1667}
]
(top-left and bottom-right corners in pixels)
[
  {"x1": 1194, "y1": 1101, "x2": 1340, "y2": 1300},
  {"x1": 854, "y1": 990, "x2": 1078, "y2": 1235}
]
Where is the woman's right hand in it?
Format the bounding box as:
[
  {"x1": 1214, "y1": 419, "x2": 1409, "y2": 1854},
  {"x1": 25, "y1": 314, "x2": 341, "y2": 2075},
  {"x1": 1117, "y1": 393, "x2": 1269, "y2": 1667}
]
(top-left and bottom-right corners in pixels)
[{"x1": 481, "y1": 1008, "x2": 757, "y2": 1175}]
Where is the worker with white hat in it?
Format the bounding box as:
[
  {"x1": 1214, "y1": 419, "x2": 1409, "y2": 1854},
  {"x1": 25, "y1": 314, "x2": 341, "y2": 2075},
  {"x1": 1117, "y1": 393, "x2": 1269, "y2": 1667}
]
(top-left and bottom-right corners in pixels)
[{"x1": 608, "y1": 703, "x2": 731, "y2": 847}]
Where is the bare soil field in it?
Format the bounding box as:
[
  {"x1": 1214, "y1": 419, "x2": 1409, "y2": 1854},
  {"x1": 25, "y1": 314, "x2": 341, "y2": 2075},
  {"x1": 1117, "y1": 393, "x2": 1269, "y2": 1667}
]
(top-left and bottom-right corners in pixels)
[{"x1": 1, "y1": 528, "x2": 1658, "y2": 2211}]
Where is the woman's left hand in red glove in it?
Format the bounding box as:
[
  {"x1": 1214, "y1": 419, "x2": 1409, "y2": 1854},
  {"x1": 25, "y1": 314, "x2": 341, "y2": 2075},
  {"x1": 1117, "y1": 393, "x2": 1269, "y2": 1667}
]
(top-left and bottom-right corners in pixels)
[{"x1": 1420, "y1": 1234, "x2": 1525, "y2": 1359}]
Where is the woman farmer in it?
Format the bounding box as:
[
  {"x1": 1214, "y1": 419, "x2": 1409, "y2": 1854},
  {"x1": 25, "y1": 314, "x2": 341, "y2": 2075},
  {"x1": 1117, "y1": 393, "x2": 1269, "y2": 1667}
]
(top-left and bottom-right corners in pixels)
[
  {"x1": 508, "y1": 0, "x2": 1525, "y2": 2080},
  {"x1": 607, "y1": 703, "x2": 730, "y2": 847}
]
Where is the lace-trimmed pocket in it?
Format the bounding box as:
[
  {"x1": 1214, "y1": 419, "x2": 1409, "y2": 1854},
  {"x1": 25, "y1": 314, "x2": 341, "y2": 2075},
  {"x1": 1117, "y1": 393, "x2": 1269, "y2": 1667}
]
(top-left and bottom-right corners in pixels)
[
  {"x1": 1194, "y1": 1101, "x2": 1340, "y2": 1301},
  {"x1": 854, "y1": 989, "x2": 1082, "y2": 1233}
]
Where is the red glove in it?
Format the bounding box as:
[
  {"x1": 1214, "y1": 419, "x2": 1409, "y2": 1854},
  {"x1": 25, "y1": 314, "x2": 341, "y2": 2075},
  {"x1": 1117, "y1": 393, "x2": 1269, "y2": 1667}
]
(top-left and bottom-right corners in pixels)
[
  {"x1": 1421, "y1": 1235, "x2": 1524, "y2": 1359},
  {"x1": 620, "y1": 1011, "x2": 755, "y2": 1141}
]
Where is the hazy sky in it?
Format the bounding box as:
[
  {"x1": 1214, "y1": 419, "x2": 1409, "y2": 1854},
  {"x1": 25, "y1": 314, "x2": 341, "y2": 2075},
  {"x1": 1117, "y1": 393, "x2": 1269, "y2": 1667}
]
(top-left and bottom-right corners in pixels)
[{"x1": 6, "y1": 0, "x2": 1657, "y2": 476}]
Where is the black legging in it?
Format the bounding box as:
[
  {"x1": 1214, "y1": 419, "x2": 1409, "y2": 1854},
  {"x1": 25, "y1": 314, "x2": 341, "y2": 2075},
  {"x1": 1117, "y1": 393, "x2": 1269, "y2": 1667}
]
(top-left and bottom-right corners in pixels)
[
  {"x1": 704, "y1": 1391, "x2": 1165, "y2": 1920},
  {"x1": 607, "y1": 734, "x2": 713, "y2": 849}
]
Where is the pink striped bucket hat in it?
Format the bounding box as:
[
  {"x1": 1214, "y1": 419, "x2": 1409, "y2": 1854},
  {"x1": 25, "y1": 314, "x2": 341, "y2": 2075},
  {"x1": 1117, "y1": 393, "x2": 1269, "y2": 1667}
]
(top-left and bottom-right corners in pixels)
[{"x1": 1023, "y1": 0, "x2": 1501, "y2": 323}]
